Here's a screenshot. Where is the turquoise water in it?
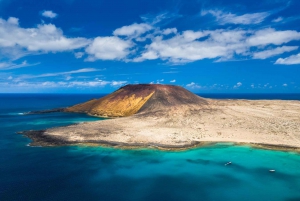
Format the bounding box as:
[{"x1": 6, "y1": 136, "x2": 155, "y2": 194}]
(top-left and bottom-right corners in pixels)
[{"x1": 1, "y1": 94, "x2": 300, "y2": 201}]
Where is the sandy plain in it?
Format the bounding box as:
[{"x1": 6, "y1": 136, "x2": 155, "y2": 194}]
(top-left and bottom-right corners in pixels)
[{"x1": 23, "y1": 98, "x2": 300, "y2": 151}]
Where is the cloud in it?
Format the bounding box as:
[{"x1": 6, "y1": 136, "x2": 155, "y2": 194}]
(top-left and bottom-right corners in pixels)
[
  {"x1": 253, "y1": 46, "x2": 298, "y2": 59},
  {"x1": 275, "y1": 53, "x2": 300, "y2": 65},
  {"x1": 133, "y1": 28, "x2": 300, "y2": 64},
  {"x1": 110, "y1": 81, "x2": 127, "y2": 86},
  {"x1": 2, "y1": 13, "x2": 300, "y2": 66},
  {"x1": 283, "y1": 83, "x2": 288, "y2": 87},
  {"x1": 133, "y1": 49, "x2": 159, "y2": 62},
  {"x1": 1, "y1": 80, "x2": 127, "y2": 89},
  {"x1": 113, "y1": 23, "x2": 152, "y2": 37},
  {"x1": 163, "y1": 71, "x2": 179, "y2": 74},
  {"x1": 0, "y1": 46, "x2": 32, "y2": 61},
  {"x1": 202, "y1": 10, "x2": 270, "y2": 25},
  {"x1": 186, "y1": 82, "x2": 201, "y2": 89},
  {"x1": 150, "y1": 79, "x2": 164, "y2": 84},
  {"x1": 170, "y1": 79, "x2": 176, "y2": 83},
  {"x1": 162, "y1": 28, "x2": 177, "y2": 35},
  {"x1": 0, "y1": 60, "x2": 39, "y2": 70},
  {"x1": 18, "y1": 68, "x2": 100, "y2": 80},
  {"x1": 272, "y1": 17, "x2": 283, "y2": 23},
  {"x1": 7, "y1": 17, "x2": 19, "y2": 25},
  {"x1": 65, "y1": 80, "x2": 126, "y2": 87},
  {"x1": 42, "y1": 10, "x2": 58, "y2": 18},
  {"x1": 68, "y1": 81, "x2": 109, "y2": 87},
  {"x1": 65, "y1": 75, "x2": 72, "y2": 80},
  {"x1": 234, "y1": 82, "x2": 242, "y2": 88},
  {"x1": 141, "y1": 12, "x2": 182, "y2": 26},
  {"x1": 74, "y1": 52, "x2": 84, "y2": 59},
  {"x1": 85, "y1": 36, "x2": 133, "y2": 61},
  {"x1": 247, "y1": 28, "x2": 300, "y2": 46},
  {"x1": 133, "y1": 29, "x2": 245, "y2": 63},
  {"x1": 0, "y1": 17, "x2": 90, "y2": 54}
]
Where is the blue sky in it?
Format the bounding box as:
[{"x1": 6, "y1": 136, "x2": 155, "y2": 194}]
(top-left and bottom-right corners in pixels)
[{"x1": 0, "y1": 0, "x2": 300, "y2": 93}]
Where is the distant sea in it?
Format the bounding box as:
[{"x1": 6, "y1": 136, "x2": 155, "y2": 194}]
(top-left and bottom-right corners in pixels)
[
  {"x1": 198, "y1": 93, "x2": 300, "y2": 100},
  {"x1": 0, "y1": 93, "x2": 300, "y2": 201}
]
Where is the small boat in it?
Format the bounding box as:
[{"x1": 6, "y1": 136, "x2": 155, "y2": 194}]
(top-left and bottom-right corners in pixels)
[
  {"x1": 269, "y1": 170, "x2": 275, "y2": 172},
  {"x1": 225, "y1": 162, "x2": 232, "y2": 166}
]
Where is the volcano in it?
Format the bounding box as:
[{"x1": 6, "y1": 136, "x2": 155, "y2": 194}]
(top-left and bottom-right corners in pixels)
[{"x1": 65, "y1": 84, "x2": 208, "y2": 117}]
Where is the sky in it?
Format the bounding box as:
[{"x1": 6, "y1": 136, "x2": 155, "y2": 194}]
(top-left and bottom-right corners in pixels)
[{"x1": 0, "y1": 0, "x2": 300, "y2": 93}]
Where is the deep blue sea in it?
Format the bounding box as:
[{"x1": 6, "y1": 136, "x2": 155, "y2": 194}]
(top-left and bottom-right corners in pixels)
[{"x1": 1, "y1": 93, "x2": 300, "y2": 201}]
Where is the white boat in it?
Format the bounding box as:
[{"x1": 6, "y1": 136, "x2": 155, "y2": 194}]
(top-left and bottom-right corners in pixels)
[{"x1": 225, "y1": 162, "x2": 232, "y2": 166}]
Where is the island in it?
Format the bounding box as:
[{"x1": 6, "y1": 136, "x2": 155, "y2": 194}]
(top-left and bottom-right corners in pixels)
[{"x1": 21, "y1": 84, "x2": 300, "y2": 151}]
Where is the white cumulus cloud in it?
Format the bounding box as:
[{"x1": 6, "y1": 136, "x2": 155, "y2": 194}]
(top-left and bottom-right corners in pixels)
[
  {"x1": 234, "y1": 82, "x2": 242, "y2": 88},
  {"x1": 113, "y1": 23, "x2": 152, "y2": 37},
  {"x1": 7, "y1": 17, "x2": 19, "y2": 25},
  {"x1": 42, "y1": 10, "x2": 58, "y2": 18},
  {"x1": 2, "y1": 12, "x2": 300, "y2": 66},
  {"x1": 0, "y1": 17, "x2": 90, "y2": 53},
  {"x1": 133, "y1": 28, "x2": 300, "y2": 64},
  {"x1": 162, "y1": 28, "x2": 177, "y2": 35},
  {"x1": 134, "y1": 29, "x2": 246, "y2": 63},
  {"x1": 85, "y1": 36, "x2": 133, "y2": 61},
  {"x1": 247, "y1": 28, "x2": 300, "y2": 46},
  {"x1": 186, "y1": 82, "x2": 201, "y2": 89},
  {"x1": 275, "y1": 53, "x2": 300, "y2": 65}
]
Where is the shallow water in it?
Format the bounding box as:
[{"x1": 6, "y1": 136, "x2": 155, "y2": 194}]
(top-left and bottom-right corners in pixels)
[{"x1": 0, "y1": 94, "x2": 300, "y2": 201}]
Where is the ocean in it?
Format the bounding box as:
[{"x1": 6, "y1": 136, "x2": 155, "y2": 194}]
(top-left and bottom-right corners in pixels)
[{"x1": 0, "y1": 93, "x2": 300, "y2": 201}]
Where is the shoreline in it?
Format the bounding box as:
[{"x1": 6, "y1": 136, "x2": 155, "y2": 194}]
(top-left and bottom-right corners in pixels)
[
  {"x1": 20, "y1": 130, "x2": 300, "y2": 153},
  {"x1": 19, "y1": 98, "x2": 300, "y2": 153}
]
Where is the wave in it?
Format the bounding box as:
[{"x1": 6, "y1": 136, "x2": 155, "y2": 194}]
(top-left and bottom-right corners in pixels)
[
  {"x1": 0, "y1": 112, "x2": 26, "y2": 116},
  {"x1": 8, "y1": 112, "x2": 25, "y2": 115}
]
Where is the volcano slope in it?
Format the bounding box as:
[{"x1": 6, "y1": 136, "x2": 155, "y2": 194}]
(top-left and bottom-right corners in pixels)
[
  {"x1": 23, "y1": 84, "x2": 300, "y2": 150},
  {"x1": 64, "y1": 84, "x2": 207, "y2": 117}
]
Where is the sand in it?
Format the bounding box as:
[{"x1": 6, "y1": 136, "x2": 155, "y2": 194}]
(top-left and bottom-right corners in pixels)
[{"x1": 22, "y1": 98, "x2": 300, "y2": 151}]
